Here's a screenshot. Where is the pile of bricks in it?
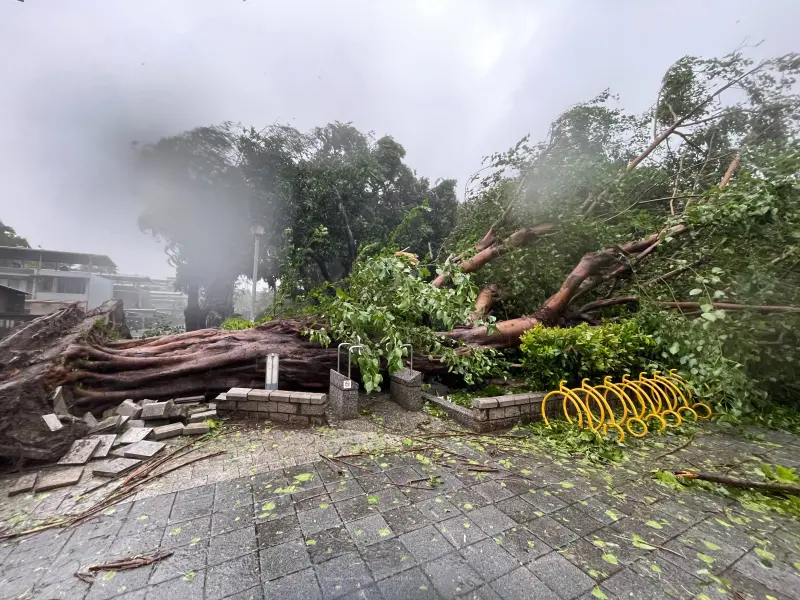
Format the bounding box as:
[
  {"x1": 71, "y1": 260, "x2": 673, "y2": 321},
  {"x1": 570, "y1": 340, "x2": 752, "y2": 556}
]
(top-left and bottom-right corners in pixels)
[
  {"x1": 217, "y1": 388, "x2": 327, "y2": 426},
  {"x1": 423, "y1": 391, "x2": 547, "y2": 432}
]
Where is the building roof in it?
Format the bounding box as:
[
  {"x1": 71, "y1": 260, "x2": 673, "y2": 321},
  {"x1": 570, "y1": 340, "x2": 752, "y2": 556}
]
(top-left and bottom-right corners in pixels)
[
  {"x1": 0, "y1": 246, "x2": 117, "y2": 268},
  {"x1": 106, "y1": 274, "x2": 153, "y2": 283},
  {"x1": 0, "y1": 284, "x2": 31, "y2": 296}
]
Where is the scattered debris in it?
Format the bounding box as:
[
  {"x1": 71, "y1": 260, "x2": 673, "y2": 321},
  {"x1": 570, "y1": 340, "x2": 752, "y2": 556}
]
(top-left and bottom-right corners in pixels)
[
  {"x1": 35, "y1": 467, "x2": 83, "y2": 491},
  {"x1": 125, "y1": 419, "x2": 146, "y2": 429},
  {"x1": 151, "y1": 423, "x2": 184, "y2": 440},
  {"x1": 183, "y1": 422, "x2": 209, "y2": 435},
  {"x1": 75, "y1": 551, "x2": 174, "y2": 583},
  {"x1": 89, "y1": 415, "x2": 123, "y2": 435},
  {"x1": 123, "y1": 440, "x2": 165, "y2": 459},
  {"x1": 110, "y1": 445, "x2": 131, "y2": 457},
  {"x1": 116, "y1": 427, "x2": 152, "y2": 445},
  {"x1": 91, "y1": 434, "x2": 117, "y2": 458},
  {"x1": 174, "y1": 395, "x2": 204, "y2": 405},
  {"x1": 93, "y1": 457, "x2": 142, "y2": 477},
  {"x1": 188, "y1": 410, "x2": 216, "y2": 423},
  {"x1": 42, "y1": 413, "x2": 63, "y2": 432},
  {"x1": 53, "y1": 386, "x2": 69, "y2": 415},
  {"x1": 9, "y1": 473, "x2": 38, "y2": 496},
  {"x1": 674, "y1": 470, "x2": 800, "y2": 495},
  {"x1": 116, "y1": 399, "x2": 142, "y2": 419},
  {"x1": 83, "y1": 412, "x2": 98, "y2": 428},
  {"x1": 141, "y1": 401, "x2": 173, "y2": 420},
  {"x1": 57, "y1": 438, "x2": 101, "y2": 465}
]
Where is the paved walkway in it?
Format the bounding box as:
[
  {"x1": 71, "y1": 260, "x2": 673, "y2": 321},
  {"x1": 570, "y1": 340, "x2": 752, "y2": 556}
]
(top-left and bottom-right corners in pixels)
[{"x1": 1, "y1": 399, "x2": 799, "y2": 600}]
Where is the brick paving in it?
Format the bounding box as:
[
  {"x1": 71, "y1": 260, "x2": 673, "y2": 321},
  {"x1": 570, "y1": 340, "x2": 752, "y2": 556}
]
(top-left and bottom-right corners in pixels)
[{"x1": 1, "y1": 399, "x2": 799, "y2": 599}]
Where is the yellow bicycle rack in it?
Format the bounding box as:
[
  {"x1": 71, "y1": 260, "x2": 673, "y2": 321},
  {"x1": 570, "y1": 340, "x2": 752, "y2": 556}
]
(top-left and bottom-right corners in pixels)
[{"x1": 541, "y1": 370, "x2": 712, "y2": 441}]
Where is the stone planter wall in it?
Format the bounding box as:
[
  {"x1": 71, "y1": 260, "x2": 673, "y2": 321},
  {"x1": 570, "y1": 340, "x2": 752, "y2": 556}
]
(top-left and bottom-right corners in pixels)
[
  {"x1": 422, "y1": 391, "x2": 548, "y2": 432},
  {"x1": 217, "y1": 388, "x2": 327, "y2": 427}
]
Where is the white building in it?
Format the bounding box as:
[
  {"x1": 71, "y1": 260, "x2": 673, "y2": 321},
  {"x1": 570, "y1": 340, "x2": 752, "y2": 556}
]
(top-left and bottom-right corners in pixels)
[{"x1": 0, "y1": 246, "x2": 117, "y2": 314}]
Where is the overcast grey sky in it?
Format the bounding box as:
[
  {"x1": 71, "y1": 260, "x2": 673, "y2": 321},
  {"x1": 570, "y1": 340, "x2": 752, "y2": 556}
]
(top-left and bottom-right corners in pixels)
[{"x1": 1, "y1": 0, "x2": 797, "y2": 278}]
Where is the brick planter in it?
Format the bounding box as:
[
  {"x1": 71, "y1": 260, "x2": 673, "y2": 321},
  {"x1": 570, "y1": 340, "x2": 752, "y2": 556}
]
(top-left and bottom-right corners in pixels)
[
  {"x1": 217, "y1": 389, "x2": 327, "y2": 427},
  {"x1": 422, "y1": 391, "x2": 547, "y2": 432}
]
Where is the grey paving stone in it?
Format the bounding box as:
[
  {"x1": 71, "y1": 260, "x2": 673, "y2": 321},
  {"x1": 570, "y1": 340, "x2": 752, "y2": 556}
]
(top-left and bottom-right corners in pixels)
[
  {"x1": 215, "y1": 476, "x2": 253, "y2": 503},
  {"x1": 372, "y1": 485, "x2": 411, "y2": 512},
  {"x1": 381, "y1": 505, "x2": 428, "y2": 535},
  {"x1": 259, "y1": 538, "x2": 311, "y2": 581},
  {"x1": 559, "y1": 538, "x2": 624, "y2": 582},
  {"x1": 109, "y1": 529, "x2": 165, "y2": 557},
  {"x1": 447, "y1": 487, "x2": 490, "y2": 513},
  {"x1": 123, "y1": 440, "x2": 166, "y2": 459},
  {"x1": 601, "y1": 566, "x2": 674, "y2": 600},
  {"x1": 262, "y1": 567, "x2": 322, "y2": 600},
  {"x1": 169, "y1": 492, "x2": 215, "y2": 523},
  {"x1": 435, "y1": 515, "x2": 487, "y2": 549},
  {"x1": 294, "y1": 486, "x2": 332, "y2": 512},
  {"x1": 256, "y1": 514, "x2": 303, "y2": 548},
  {"x1": 90, "y1": 434, "x2": 117, "y2": 458},
  {"x1": 399, "y1": 525, "x2": 453, "y2": 563},
  {"x1": 208, "y1": 524, "x2": 257, "y2": 566},
  {"x1": 520, "y1": 488, "x2": 568, "y2": 515},
  {"x1": 361, "y1": 537, "x2": 415, "y2": 580},
  {"x1": 385, "y1": 466, "x2": 423, "y2": 485},
  {"x1": 85, "y1": 564, "x2": 153, "y2": 600},
  {"x1": 314, "y1": 551, "x2": 373, "y2": 599},
  {"x1": 93, "y1": 457, "x2": 141, "y2": 477},
  {"x1": 43, "y1": 412, "x2": 64, "y2": 431},
  {"x1": 354, "y1": 472, "x2": 392, "y2": 493},
  {"x1": 160, "y1": 515, "x2": 211, "y2": 549},
  {"x1": 574, "y1": 496, "x2": 626, "y2": 525},
  {"x1": 223, "y1": 585, "x2": 265, "y2": 600},
  {"x1": 305, "y1": 525, "x2": 358, "y2": 564},
  {"x1": 495, "y1": 496, "x2": 541, "y2": 524},
  {"x1": 117, "y1": 426, "x2": 154, "y2": 445},
  {"x1": 126, "y1": 492, "x2": 176, "y2": 526},
  {"x1": 528, "y1": 551, "x2": 596, "y2": 599},
  {"x1": 183, "y1": 421, "x2": 209, "y2": 435},
  {"x1": 149, "y1": 542, "x2": 208, "y2": 585},
  {"x1": 145, "y1": 571, "x2": 205, "y2": 600},
  {"x1": 151, "y1": 423, "x2": 183, "y2": 440},
  {"x1": 551, "y1": 505, "x2": 605, "y2": 537},
  {"x1": 416, "y1": 496, "x2": 459, "y2": 522},
  {"x1": 460, "y1": 537, "x2": 519, "y2": 581},
  {"x1": 211, "y1": 502, "x2": 254, "y2": 536},
  {"x1": 8, "y1": 472, "x2": 37, "y2": 496},
  {"x1": 493, "y1": 524, "x2": 552, "y2": 563},
  {"x1": 205, "y1": 552, "x2": 261, "y2": 600},
  {"x1": 489, "y1": 566, "x2": 553, "y2": 600},
  {"x1": 345, "y1": 513, "x2": 394, "y2": 547},
  {"x1": 376, "y1": 566, "x2": 439, "y2": 600},
  {"x1": 336, "y1": 494, "x2": 379, "y2": 522},
  {"x1": 472, "y1": 481, "x2": 514, "y2": 503},
  {"x1": 466, "y1": 505, "x2": 517, "y2": 536},
  {"x1": 300, "y1": 505, "x2": 343, "y2": 536},
  {"x1": 630, "y1": 554, "x2": 706, "y2": 599},
  {"x1": 326, "y1": 479, "x2": 365, "y2": 502},
  {"x1": 421, "y1": 552, "x2": 483, "y2": 597},
  {"x1": 255, "y1": 490, "x2": 296, "y2": 521},
  {"x1": 36, "y1": 466, "x2": 83, "y2": 491}
]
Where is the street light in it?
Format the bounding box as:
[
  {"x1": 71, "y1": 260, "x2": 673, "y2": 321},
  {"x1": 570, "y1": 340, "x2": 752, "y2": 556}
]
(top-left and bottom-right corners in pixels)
[{"x1": 251, "y1": 223, "x2": 265, "y2": 322}]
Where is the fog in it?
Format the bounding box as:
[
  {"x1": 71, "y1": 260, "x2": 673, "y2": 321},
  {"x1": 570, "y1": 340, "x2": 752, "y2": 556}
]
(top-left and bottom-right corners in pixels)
[{"x1": 1, "y1": 0, "x2": 797, "y2": 277}]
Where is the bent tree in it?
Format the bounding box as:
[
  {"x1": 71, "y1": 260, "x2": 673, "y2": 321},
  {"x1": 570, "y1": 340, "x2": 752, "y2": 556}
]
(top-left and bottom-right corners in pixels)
[{"x1": 2, "y1": 50, "x2": 799, "y2": 460}]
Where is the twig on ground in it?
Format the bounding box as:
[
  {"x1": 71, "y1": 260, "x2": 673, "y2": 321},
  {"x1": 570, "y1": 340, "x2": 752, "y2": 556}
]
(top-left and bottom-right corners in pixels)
[
  {"x1": 652, "y1": 435, "x2": 695, "y2": 461},
  {"x1": 75, "y1": 551, "x2": 174, "y2": 583}
]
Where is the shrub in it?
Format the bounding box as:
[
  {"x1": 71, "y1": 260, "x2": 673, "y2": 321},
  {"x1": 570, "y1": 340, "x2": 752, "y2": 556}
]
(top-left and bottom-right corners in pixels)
[{"x1": 519, "y1": 321, "x2": 656, "y2": 390}]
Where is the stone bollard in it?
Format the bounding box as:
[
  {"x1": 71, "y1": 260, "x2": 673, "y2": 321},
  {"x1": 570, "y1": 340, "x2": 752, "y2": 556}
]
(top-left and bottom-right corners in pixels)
[
  {"x1": 329, "y1": 369, "x2": 359, "y2": 420},
  {"x1": 390, "y1": 368, "x2": 423, "y2": 411}
]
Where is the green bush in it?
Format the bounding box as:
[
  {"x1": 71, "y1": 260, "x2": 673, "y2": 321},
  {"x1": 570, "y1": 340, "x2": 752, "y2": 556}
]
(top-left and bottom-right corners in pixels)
[
  {"x1": 220, "y1": 317, "x2": 255, "y2": 330},
  {"x1": 519, "y1": 321, "x2": 656, "y2": 390}
]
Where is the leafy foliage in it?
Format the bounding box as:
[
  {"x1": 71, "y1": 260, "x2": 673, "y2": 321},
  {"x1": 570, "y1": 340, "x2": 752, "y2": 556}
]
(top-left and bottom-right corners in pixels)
[
  {"x1": 305, "y1": 253, "x2": 499, "y2": 392},
  {"x1": 219, "y1": 317, "x2": 255, "y2": 331},
  {"x1": 0, "y1": 219, "x2": 30, "y2": 248},
  {"x1": 520, "y1": 321, "x2": 656, "y2": 389}
]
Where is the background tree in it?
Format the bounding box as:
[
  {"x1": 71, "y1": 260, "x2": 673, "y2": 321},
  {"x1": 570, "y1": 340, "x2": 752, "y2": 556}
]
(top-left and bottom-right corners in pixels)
[{"x1": 0, "y1": 219, "x2": 30, "y2": 248}]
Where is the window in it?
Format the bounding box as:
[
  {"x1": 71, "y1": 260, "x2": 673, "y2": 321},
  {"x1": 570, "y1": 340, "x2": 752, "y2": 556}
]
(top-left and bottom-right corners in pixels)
[{"x1": 56, "y1": 277, "x2": 87, "y2": 294}]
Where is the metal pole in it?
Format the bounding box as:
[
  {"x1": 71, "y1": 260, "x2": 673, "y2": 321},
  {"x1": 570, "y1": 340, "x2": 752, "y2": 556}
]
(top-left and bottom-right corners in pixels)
[{"x1": 251, "y1": 235, "x2": 259, "y2": 321}]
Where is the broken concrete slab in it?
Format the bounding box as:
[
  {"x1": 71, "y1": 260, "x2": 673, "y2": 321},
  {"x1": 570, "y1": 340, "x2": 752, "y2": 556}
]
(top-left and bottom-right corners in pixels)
[
  {"x1": 83, "y1": 412, "x2": 98, "y2": 428},
  {"x1": 102, "y1": 408, "x2": 116, "y2": 419},
  {"x1": 91, "y1": 434, "x2": 117, "y2": 458},
  {"x1": 123, "y1": 440, "x2": 165, "y2": 459},
  {"x1": 141, "y1": 401, "x2": 174, "y2": 420},
  {"x1": 215, "y1": 393, "x2": 227, "y2": 401},
  {"x1": 42, "y1": 413, "x2": 63, "y2": 432},
  {"x1": 174, "y1": 395, "x2": 204, "y2": 404},
  {"x1": 188, "y1": 410, "x2": 216, "y2": 423},
  {"x1": 140, "y1": 399, "x2": 156, "y2": 406},
  {"x1": 93, "y1": 457, "x2": 141, "y2": 477},
  {"x1": 151, "y1": 423, "x2": 183, "y2": 440},
  {"x1": 182, "y1": 422, "x2": 209, "y2": 435},
  {"x1": 36, "y1": 467, "x2": 83, "y2": 491},
  {"x1": 9, "y1": 473, "x2": 38, "y2": 496},
  {"x1": 58, "y1": 438, "x2": 101, "y2": 465},
  {"x1": 125, "y1": 419, "x2": 146, "y2": 429},
  {"x1": 116, "y1": 399, "x2": 142, "y2": 419},
  {"x1": 110, "y1": 445, "x2": 131, "y2": 457},
  {"x1": 116, "y1": 427, "x2": 153, "y2": 445},
  {"x1": 89, "y1": 415, "x2": 121, "y2": 435},
  {"x1": 53, "y1": 386, "x2": 69, "y2": 415},
  {"x1": 116, "y1": 415, "x2": 130, "y2": 431}
]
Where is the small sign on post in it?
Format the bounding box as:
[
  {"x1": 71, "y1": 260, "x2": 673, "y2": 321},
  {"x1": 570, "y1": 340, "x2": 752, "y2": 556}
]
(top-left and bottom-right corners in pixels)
[{"x1": 265, "y1": 353, "x2": 279, "y2": 390}]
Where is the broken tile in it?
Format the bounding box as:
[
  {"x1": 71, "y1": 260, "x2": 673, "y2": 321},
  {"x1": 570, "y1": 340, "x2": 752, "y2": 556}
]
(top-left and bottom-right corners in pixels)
[
  {"x1": 42, "y1": 413, "x2": 63, "y2": 432},
  {"x1": 117, "y1": 399, "x2": 143, "y2": 419},
  {"x1": 125, "y1": 419, "x2": 146, "y2": 429},
  {"x1": 141, "y1": 401, "x2": 174, "y2": 420},
  {"x1": 58, "y1": 438, "x2": 101, "y2": 465},
  {"x1": 124, "y1": 440, "x2": 166, "y2": 459},
  {"x1": 91, "y1": 434, "x2": 117, "y2": 458},
  {"x1": 89, "y1": 415, "x2": 121, "y2": 434},
  {"x1": 53, "y1": 386, "x2": 69, "y2": 415},
  {"x1": 110, "y1": 445, "x2": 132, "y2": 457},
  {"x1": 93, "y1": 458, "x2": 142, "y2": 477},
  {"x1": 117, "y1": 415, "x2": 130, "y2": 430},
  {"x1": 188, "y1": 410, "x2": 216, "y2": 423},
  {"x1": 36, "y1": 467, "x2": 83, "y2": 491},
  {"x1": 83, "y1": 412, "x2": 98, "y2": 428},
  {"x1": 174, "y1": 395, "x2": 205, "y2": 404},
  {"x1": 152, "y1": 423, "x2": 184, "y2": 440},
  {"x1": 116, "y1": 427, "x2": 153, "y2": 445},
  {"x1": 183, "y1": 422, "x2": 209, "y2": 435},
  {"x1": 9, "y1": 472, "x2": 38, "y2": 496}
]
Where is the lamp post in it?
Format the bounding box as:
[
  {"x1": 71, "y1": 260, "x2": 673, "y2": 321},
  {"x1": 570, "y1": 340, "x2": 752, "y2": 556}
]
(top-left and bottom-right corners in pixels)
[{"x1": 251, "y1": 223, "x2": 265, "y2": 321}]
